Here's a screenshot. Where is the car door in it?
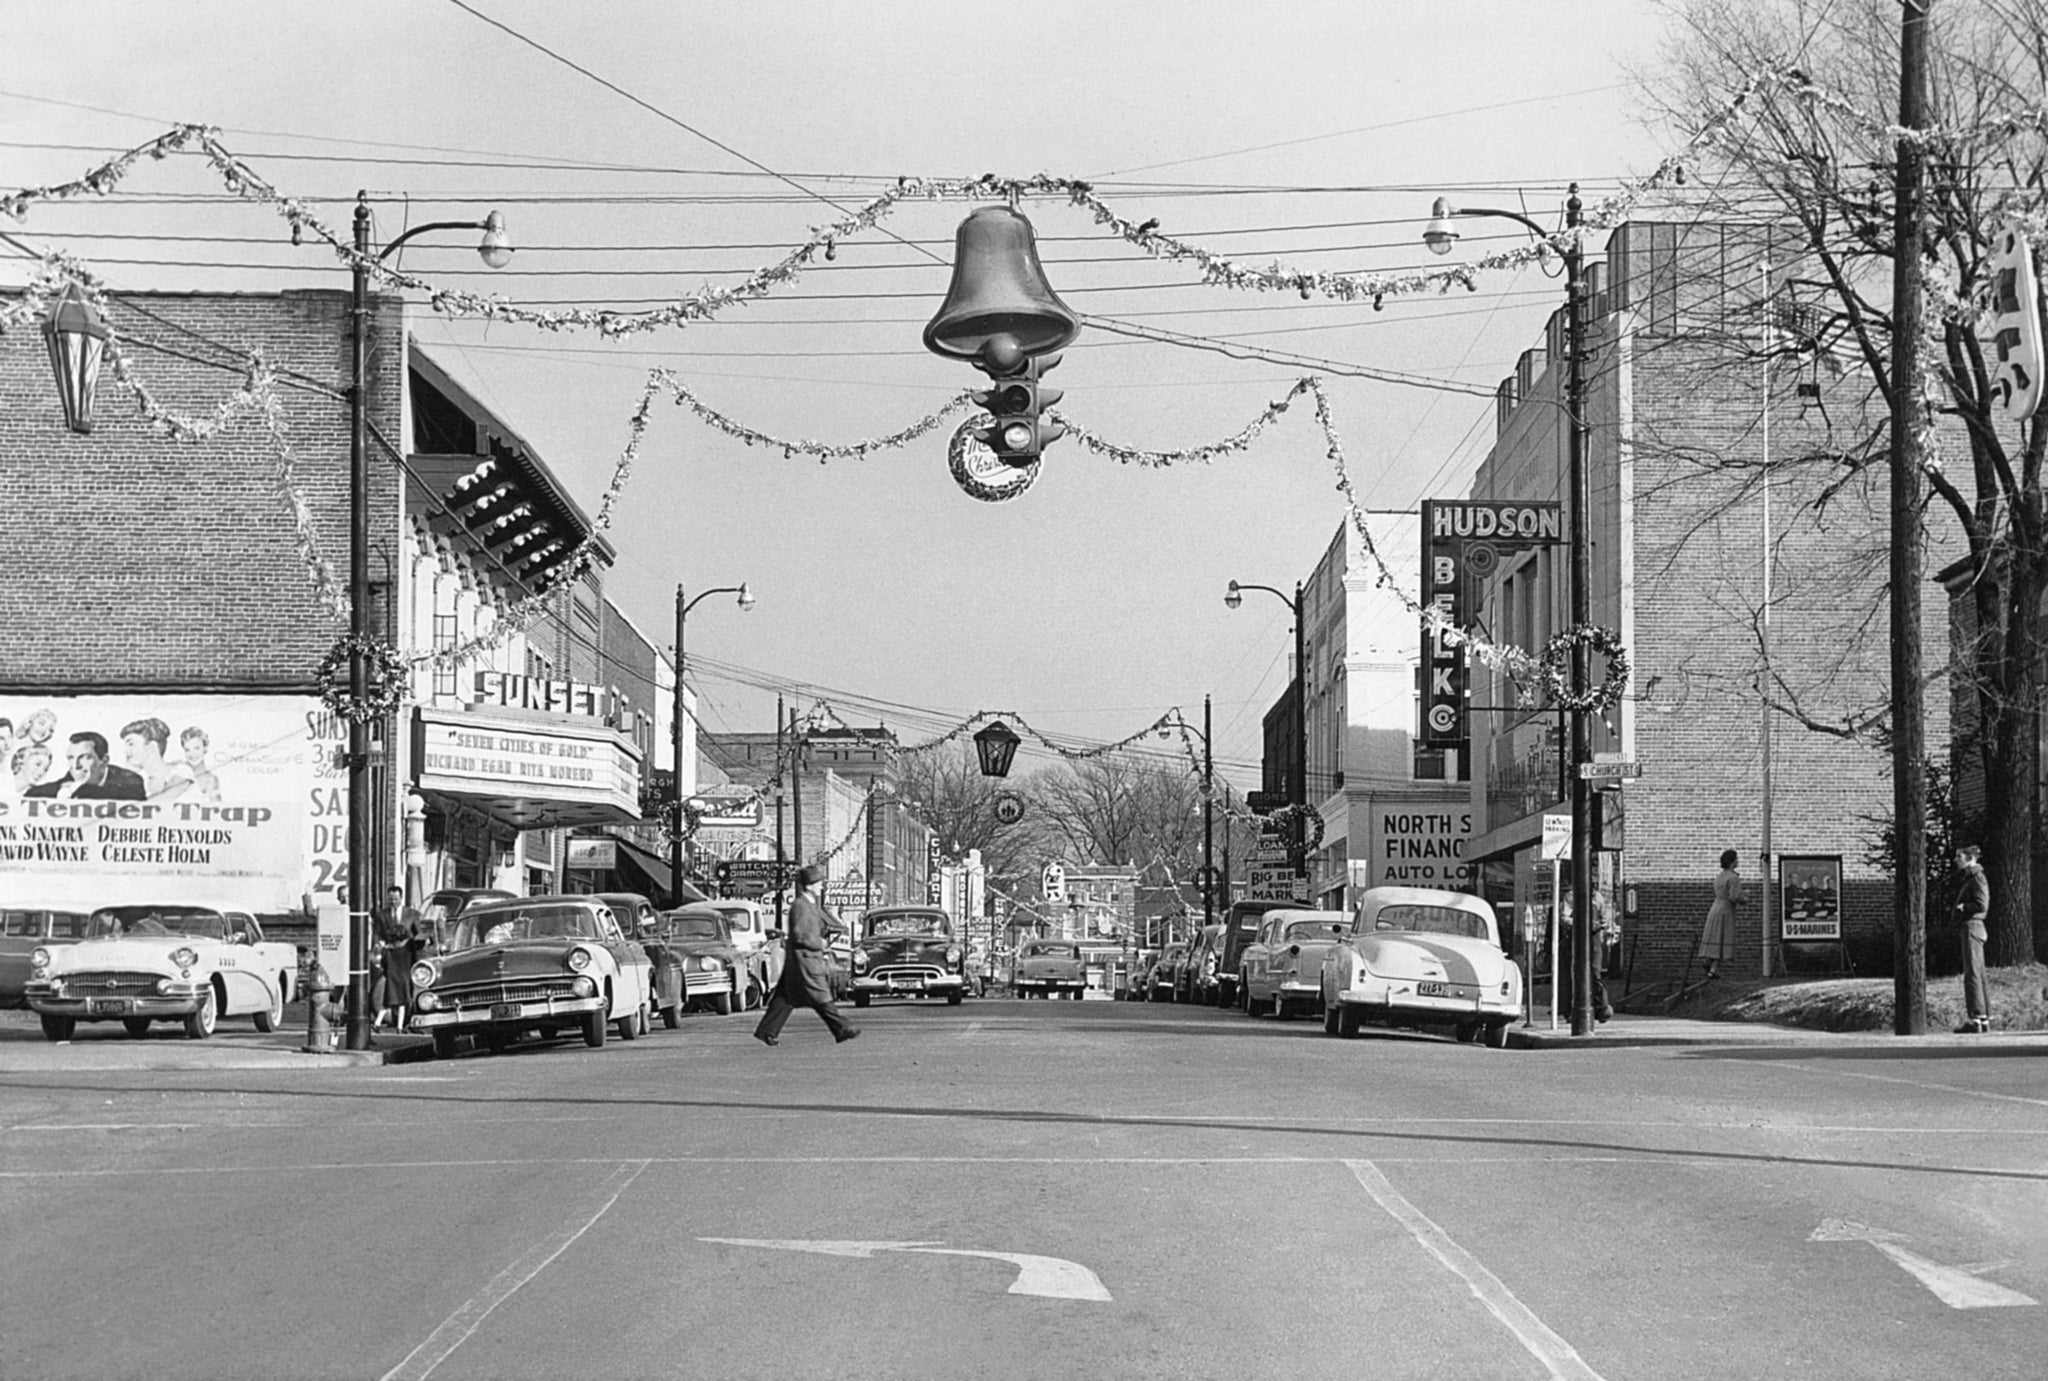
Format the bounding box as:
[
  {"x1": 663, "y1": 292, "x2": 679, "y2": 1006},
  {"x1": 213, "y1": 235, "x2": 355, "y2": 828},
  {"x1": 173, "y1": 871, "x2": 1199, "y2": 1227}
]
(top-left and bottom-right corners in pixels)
[{"x1": 598, "y1": 907, "x2": 648, "y2": 1014}]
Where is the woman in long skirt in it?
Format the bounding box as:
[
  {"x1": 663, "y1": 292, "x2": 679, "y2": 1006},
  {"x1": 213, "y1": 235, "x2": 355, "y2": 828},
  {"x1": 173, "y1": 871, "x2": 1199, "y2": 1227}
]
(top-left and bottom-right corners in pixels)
[{"x1": 1699, "y1": 848, "x2": 1740, "y2": 979}]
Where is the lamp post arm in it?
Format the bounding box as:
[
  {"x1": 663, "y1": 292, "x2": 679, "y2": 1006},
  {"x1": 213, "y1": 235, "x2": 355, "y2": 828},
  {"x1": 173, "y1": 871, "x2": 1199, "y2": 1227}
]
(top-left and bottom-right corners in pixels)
[
  {"x1": 1230, "y1": 581, "x2": 1298, "y2": 612},
  {"x1": 373, "y1": 219, "x2": 492, "y2": 263},
  {"x1": 682, "y1": 585, "x2": 747, "y2": 618},
  {"x1": 1447, "y1": 205, "x2": 1552, "y2": 242}
]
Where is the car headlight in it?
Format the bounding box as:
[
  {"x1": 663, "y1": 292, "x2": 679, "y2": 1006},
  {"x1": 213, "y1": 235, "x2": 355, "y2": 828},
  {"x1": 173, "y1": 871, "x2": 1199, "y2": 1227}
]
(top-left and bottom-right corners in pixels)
[
  {"x1": 566, "y1": 947, "x2": 594, "y2": 972},
  {"x1": 156, "y1": 978, "x2": 173, "y2": 994},
  {"x1": 171, "y1": 947, "x2": 198, "y2": 969},
  {"x1": 28, "y1": 947, "x2": 51, "y2": 975},
  {"x1": 852, "y1": 951, "x2": 868, "y2": 971},
  {"x1": 571, "y1": 975, "x2": 597, "y2": 998},
  {"x1": 414, "y1": 991, "x2": 439, "y2": 1011},
  {"x1": 411, "y1": 960, "x2": 438, "y2": 989},
  {"x1": 699, "y1": 956, "x2": 722, "y2": 972},
  {"x1": 944, "y1": 946, "x2": 961, "y2": 963}
]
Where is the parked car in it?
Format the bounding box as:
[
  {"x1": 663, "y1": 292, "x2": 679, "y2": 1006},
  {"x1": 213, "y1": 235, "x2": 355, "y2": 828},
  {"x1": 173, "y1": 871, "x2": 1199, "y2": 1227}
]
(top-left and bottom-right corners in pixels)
[
  {"x1": 659, "y1": 904, "x2": 755, "y2": 1014},
  {"x1": 1182, "y1": 924, "x2": 1229, "y2": 1004},
  {"x1": 25, "y1": 905, "x2": 298, "y2": 1041},
  {"x1": 1321, "y1": 886, "x2": 1521, "y2": 1047},
  {"x1": 409, "y1": 895, "x2": 653, "y2": 1057},
  {"x1": 2, "y1": 904, "x2": 91, "y2": 1008},
  {"x1": 1145, "y1": 944, "x2": 1188, "y2": 1002},
  {"x1": 1012, "y1": 938, "x2": 1086, "y2": 999},
  {"x1": 850, "y1": 906, "x2": 969, "y2": 1008},
  {"x1": 1240, "y1": 910, "x2": 1348, "y2": 1018},
  {"x1": 596, "y1": 892, "x2": 684, "y2": 1026},
  {"x1": 417, "y1": 887, "x2": 517, "y2": 949},
  {"x1": 704, "y1": 898, "x2": 780, "y2": 999},
  {"x1": 1215, "y1": 899, "x2": 1310, "y2": 1009}
]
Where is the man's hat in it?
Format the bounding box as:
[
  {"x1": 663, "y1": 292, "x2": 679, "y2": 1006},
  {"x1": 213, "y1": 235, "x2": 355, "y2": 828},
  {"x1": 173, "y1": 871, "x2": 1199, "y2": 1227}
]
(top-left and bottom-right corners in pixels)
[{"x1": 796, "y1": 862, "x2": 828, "y2": 888}]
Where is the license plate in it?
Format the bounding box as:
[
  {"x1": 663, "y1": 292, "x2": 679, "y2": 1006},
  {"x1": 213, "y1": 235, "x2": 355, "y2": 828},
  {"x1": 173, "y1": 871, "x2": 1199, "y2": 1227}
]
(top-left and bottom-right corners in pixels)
[
  {"x1": 490, "y1": 1002, "x2": 520, "y2": 1020},
  {"x1": 891, "y1": 978, "x2": 921, "y2": 989},
  {"x1": 1416, "y1": 981, "x2": 1451, "y2": 997},
  {"x1": 87, "y1": 997, "x2": 130, "y2": 1015}
]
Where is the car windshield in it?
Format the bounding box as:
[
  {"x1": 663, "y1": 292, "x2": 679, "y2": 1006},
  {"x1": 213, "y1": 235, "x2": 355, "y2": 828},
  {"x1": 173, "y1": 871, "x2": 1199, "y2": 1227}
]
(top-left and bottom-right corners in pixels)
[
  {"x1": 668, "y1": 915, "x2": 727, "y2": 941},
  {"x1": 1283, "y1": 920, "x2": 1340, "y2": 943},
  {"x1": 86, "y1": 906, "x2": 230, "y2": 940},
  {"x1": 865, "y1": 913, "x2": 950, "y2": 939},
  {"x1": 711, "y1": 907, "x2": 757, "y2": 931},
  {"x1": 1022, "y1": 942, "x2": 1079, "y2": 960},
  {"x1": 1367, "y1": 903, "x2": 1489, "y2": 940},
  {"x1": 449, "y1": 905, "x2": 602, "y2": 949}
]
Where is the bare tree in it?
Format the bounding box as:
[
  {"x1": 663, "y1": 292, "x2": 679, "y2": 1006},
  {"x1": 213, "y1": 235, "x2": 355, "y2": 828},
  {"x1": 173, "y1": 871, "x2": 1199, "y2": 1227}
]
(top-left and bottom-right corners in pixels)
[{"x1": 1644, "y1": 0, "x2": 2048, "y2": 964}]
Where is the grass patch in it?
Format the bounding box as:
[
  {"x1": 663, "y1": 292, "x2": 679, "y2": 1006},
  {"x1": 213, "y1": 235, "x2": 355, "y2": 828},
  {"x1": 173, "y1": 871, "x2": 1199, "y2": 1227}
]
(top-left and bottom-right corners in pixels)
[{"x1": 1626, "y1": 962, "x2": 2048, "y2": 1033}]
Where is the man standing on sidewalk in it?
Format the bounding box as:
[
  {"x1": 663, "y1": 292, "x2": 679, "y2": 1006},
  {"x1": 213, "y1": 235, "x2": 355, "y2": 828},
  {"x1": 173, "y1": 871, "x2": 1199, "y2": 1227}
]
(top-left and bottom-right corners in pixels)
[
  {"x1": 753, "y1": 863, "x2": 860, "y2": 1047},
  {"x1": 1952, "y1": 845, "x2": 1992, "y2": 1033}
]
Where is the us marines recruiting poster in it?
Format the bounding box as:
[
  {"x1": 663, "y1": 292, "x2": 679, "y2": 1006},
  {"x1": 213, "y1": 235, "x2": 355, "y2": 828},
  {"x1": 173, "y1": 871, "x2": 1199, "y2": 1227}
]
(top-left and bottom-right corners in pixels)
[{"x1": 0, "y1": 694, "x2": 331, "y2": 912}]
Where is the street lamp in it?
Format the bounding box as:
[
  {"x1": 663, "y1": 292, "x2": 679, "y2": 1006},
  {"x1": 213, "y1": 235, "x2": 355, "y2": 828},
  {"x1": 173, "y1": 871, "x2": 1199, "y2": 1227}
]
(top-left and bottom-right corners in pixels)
[
  {"x1": 1425, "y1": 183, "x2": 1595, "y2": 1036},
  {"x1": 41, "y1": 282, "x2": 110, "y2": 433},
  {"x1": 673, "y1": 582, "x2": 755, "y2": 905},
  {"x1": 344, "y1": 192, "x2": 511, "y2": 1051},
  {"x1": 972, "y1": 720, "x2": 1022, "y2": 778},
  {"x1": 1225, "y1": 579, "x2": 1309, "y2": 894}
]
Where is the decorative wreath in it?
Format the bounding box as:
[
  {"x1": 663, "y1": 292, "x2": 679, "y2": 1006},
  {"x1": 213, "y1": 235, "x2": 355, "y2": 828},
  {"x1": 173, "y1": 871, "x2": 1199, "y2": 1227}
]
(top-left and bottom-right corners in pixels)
[
  {"x1": 316, "y1": 633, "x2": 411, "y2": 724},
  {"x1": 1538, "y1": 623, "x2": 1631, "y2": 713},
  {"x1": 1271, "y1": 802, "x2": 1326, "y2": 859},
  {"x1": 947, "y1": 417, "x2": 1041, "y2": 503}
]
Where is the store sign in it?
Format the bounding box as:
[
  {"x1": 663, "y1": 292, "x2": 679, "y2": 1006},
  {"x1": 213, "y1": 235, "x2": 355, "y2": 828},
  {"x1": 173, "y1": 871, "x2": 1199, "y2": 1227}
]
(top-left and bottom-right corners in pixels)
[
  {"x1": 685, "y1": 789, "x2": 762, "y2": 828},
  {"x1": 1419, "y1": 499, "x2": 1562, "y2": 754},
  {"x1": 415, "y1": 709, "x2": 641, "y2": 815},
  {"x1": 0, "y1": 694, "x2": 328, "y2": 911},
  {"x1": 566, "y1": 838, "x2": 617, "y2": 870},
  {"x1": 1779, "y1": 854, "x2": 1843, "y2": 941},
  {"x1": 473, "y1": 670, "x2": 632, "y2": 728},
  {"x1": 1369, "y1": 807, "x2": 1474, "y2": 887}
]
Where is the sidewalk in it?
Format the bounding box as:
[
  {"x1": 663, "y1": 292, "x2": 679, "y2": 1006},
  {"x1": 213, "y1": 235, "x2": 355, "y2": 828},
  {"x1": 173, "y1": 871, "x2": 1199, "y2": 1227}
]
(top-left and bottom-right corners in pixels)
[
  {"x1": 0, "y1": 1007, "x2": 433, "y2": 1072},
  {"x1": 1510, "y1": 1010, "x2": 2048, "y2": 1050}
]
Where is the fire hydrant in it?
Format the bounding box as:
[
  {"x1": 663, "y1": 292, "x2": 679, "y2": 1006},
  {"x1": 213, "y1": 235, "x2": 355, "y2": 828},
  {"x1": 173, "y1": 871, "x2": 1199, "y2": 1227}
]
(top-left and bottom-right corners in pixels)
[{"x1": 302, "y1": 960, "x2": 344, "y2": 1053}]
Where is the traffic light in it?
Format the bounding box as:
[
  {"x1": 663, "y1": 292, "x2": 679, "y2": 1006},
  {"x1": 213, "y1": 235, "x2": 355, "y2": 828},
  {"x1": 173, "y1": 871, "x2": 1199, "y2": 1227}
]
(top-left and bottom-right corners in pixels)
[
  {"x1": 971, "y1": 353, "x2": 1066, "y2": 466},
  {"x1": 1985, "y1": 223, "x2": 2043, "y2": 424}
]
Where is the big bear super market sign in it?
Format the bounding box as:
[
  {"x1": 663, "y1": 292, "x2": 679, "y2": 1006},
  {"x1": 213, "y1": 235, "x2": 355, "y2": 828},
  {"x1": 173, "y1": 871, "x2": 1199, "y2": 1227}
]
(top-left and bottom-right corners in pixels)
[{"x1": 0, "y1": 694, "x2": 328, "y2": 911}]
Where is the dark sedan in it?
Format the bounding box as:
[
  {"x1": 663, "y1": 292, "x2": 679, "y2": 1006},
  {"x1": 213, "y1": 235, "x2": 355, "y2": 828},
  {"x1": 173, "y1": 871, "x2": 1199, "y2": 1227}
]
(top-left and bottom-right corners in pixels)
[{"x1": 850, "y1": 906, "x2": 968, "y2": 1008}]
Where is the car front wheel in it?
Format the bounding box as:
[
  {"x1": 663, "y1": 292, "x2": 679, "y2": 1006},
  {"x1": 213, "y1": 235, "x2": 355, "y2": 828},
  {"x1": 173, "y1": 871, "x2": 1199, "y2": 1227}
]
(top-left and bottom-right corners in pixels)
[
  {"x1": 123, "y1": 1017, "x2": 153, "y2": 1037},
  {"x1": 39, "y1": 1013, "x2": 75, "y2": 1042},
  {"x1": 1336, "y1": 1004, "x2": 1361, "y2": 1038},
  {"x1": 184, "y1": 987, "x2": 217, "y2": 1040},
  {"x1": 852, "y1": 991, "x2": 871, "y2": 1009},
  {"x1": 433, "y1": 1029, "x2": 461, "y2": 1058},
  {"x1": 1482, "y1": 1020, "x2": 1511, "y2": 1049},
  {"x1": 253, "y1": 979, "x2": 285, "y2": 1033},
  {"x1": 582, "y1": 1006, "x2": 607, "y2": 1048}
]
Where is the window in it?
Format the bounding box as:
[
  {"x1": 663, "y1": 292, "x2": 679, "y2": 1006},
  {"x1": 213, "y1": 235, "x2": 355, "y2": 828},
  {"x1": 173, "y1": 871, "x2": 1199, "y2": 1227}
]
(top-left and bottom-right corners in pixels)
[{"x1": 433, "y1": 613, "x2": 458, "y2": 698}]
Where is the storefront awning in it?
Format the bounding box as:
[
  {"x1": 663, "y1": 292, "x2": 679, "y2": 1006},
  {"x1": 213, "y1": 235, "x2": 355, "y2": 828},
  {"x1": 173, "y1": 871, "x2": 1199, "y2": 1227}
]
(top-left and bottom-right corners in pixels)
[{"x1": 610, "y1": 834, "x2": 708, "y2": 905}]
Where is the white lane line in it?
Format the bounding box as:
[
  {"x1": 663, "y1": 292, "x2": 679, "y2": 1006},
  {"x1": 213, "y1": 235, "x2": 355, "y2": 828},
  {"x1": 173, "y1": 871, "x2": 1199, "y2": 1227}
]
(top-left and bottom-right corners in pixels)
[
  {"x1": 379, "y1": 1158, "x2": 647, "y2": 1381},
  {"x1": 1345, "y1": 1159, "x2": 1606, "y2": 1381},
  {"x1": 1766, "y1": 1061, "x2": 2048, "y2": 1109},
  {"x1": 959, "y1": 1021, "x2": 983, "y2": 1038}
]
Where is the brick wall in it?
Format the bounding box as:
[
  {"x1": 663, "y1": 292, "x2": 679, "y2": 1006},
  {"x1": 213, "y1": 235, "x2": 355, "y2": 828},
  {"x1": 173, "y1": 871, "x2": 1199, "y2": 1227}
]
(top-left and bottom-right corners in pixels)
[{"x1": 0, "y1": 290, "x2": 403, "y2": 690}]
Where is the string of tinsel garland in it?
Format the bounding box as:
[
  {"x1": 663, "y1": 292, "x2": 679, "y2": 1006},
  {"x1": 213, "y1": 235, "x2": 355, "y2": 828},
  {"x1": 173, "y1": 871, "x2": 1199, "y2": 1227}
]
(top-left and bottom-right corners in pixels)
[
  {"x1": 1537, "y1": 624, "x2": 1631, "y2": 713},
  {"x1": 3, "y1": 68, "x2": 1956, "y2": 333},
  {"x1": 316, "y1": 633, "x2": 410, "y2": 724}
]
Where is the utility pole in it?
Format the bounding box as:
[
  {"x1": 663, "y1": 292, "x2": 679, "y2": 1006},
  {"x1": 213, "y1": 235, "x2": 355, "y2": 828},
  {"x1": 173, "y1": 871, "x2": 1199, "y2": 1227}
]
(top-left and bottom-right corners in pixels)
[
  {"x1": 1889, "y1": 0, "x2": 1932, "y2": 1036},
  {"x1": 1203, "y1": 693, "x2": 1214, "y2": 933},
  {"x1": 774, "y1": 694, "x2": 785, "y2": 933}
]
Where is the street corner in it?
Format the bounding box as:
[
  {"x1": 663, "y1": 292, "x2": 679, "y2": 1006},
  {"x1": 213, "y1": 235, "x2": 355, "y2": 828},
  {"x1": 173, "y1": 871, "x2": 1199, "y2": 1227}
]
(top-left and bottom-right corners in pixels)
[{"x1": 0, "y1": 1006, "x2": 432, "y2": 1071}]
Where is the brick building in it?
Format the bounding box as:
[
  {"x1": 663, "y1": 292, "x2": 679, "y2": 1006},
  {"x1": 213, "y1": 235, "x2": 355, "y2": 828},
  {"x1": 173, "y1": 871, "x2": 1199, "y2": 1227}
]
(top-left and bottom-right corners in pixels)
[
  {"x1": 0, "y1": 289, "x2": 676, "y2": 933},
  {"x1": 1447, "y1": 220, "x2": 1952, "y2": 981}
]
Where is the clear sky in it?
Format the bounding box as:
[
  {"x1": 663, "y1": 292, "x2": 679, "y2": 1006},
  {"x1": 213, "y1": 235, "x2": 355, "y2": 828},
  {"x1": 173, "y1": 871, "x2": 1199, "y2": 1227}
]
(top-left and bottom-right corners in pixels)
[{"x1": 3, "y1": 0, "x2": 1678, "y2": 787}]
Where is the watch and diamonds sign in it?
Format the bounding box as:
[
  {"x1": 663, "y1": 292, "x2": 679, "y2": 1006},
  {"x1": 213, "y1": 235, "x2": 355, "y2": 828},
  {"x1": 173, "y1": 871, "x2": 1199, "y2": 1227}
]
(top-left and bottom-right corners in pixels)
[{"x1": 1420, "y1": 500, "x2": 1563, "y2": 761}]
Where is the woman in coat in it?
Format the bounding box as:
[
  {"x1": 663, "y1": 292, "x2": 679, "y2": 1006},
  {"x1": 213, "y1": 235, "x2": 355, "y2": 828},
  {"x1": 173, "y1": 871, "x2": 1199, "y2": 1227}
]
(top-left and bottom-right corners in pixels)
[
  {"x1": 1699, "y1": 849, "x2": 1740, "y2": 979},
  {"x1": 752, "y1": 863, "x2": 860, "y2": 1046}
]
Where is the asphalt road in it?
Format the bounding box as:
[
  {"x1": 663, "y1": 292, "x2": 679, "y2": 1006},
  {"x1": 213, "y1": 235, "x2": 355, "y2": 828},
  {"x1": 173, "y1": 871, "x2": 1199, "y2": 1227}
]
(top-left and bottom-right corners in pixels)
[{"x1": 3, "y1": 997, "x2": 2045, "y2": 1380}]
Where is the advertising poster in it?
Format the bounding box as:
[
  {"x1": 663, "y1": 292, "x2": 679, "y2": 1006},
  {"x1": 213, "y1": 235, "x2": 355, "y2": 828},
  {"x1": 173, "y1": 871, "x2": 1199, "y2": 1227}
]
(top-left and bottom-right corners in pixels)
[
  {"x1": 1779, "y1": 854, "x2": 1843, "y2": 942},
  {"x1": 0, "y1": 694, "x2": 334, "y2": 912}
]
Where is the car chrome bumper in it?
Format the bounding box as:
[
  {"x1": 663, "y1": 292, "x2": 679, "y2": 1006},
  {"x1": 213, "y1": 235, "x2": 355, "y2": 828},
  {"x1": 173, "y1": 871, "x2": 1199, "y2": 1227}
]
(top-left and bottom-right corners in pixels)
[
  {"x1": 1336, "y1": 980, "x2": 1513, "y2": 1018},
  {"x1": 26, "y1": 986, "x2": 205, "y2": 1020},
  {"x1": 854, "y1": 974, "x2": 965, "y2": 994},
  {"x1": 682, "y1": 970, "x2": 732, "y2": 995},
  {"x1": 412, "y1": 995, "x2": 604, "y2": 1030},
  {"x1": 1014, "y1": 979, "x2": 1085, "y2": 991}
]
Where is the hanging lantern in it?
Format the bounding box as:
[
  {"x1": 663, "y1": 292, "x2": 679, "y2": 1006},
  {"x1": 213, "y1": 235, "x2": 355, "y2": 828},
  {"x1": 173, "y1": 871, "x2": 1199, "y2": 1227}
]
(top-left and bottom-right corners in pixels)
[
  {"x1": 42, "y1": 283, "x2": 110, "y2": 434},
  {"x1": 973, "y1": 720, "x2": 1022, "y2": 779}
]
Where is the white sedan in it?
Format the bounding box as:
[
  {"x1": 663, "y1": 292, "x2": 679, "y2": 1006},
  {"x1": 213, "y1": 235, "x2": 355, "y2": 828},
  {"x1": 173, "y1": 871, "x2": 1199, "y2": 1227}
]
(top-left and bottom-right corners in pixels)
[
  {"x1": 1320, "y1": 886, "x2": 1520, "y2": 1048},
  {"x1": 25, "y1": 904, "x2": 298, "y2": 1041}
]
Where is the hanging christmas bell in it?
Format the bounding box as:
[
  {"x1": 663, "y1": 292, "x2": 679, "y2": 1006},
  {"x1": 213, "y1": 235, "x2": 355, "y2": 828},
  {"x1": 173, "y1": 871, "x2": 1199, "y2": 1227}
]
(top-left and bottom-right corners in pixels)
[{"x1": 923, "y1": 206, "x2": 1081, "y2": 368}]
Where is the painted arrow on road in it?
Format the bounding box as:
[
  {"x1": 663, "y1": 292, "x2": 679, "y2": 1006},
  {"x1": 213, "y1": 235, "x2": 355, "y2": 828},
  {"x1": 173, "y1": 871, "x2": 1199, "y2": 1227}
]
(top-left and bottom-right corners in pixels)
[
  {"x1": 699, "y1": 1238, "x2": 1113, "y2": 1302},
  {"x1": 1810, "y1": 1220, "x2": 2036, "y2": 1309}
]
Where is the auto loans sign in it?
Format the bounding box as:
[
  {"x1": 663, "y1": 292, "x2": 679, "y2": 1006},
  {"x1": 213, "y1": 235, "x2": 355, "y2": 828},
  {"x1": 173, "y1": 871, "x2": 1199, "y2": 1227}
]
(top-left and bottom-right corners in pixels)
[
  {"x1": 0, "y1": 694, "x2": 331, "y2": 911},
  {"x1": 1367, "y1": 806, "x2": 1474, "y2": 888}
]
